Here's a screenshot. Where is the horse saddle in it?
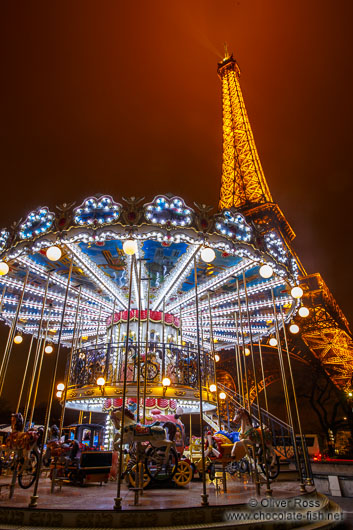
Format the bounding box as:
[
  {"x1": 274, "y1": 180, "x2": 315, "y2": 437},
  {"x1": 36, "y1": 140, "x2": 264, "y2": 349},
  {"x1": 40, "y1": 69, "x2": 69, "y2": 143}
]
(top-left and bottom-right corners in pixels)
[{"x1": 129, "y1": 424, "x2": 164, "y2": 436}]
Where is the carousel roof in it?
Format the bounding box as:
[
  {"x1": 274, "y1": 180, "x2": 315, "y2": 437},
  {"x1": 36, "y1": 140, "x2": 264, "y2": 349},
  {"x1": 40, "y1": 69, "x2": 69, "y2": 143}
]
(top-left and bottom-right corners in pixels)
[{"x1": 0, "y1": 194, "x2": 299, "y2": 349}]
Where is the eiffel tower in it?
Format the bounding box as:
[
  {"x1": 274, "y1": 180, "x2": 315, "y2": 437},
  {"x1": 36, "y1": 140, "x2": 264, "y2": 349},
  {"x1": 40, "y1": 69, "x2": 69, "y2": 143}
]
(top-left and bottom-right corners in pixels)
[{"x1": 216, "y1": 52, "x2": 353, "y2": 434}]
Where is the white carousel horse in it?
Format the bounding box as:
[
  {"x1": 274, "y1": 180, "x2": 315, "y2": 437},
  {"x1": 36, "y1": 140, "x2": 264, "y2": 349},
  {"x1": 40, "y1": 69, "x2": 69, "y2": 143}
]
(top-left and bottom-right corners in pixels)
[{"x1": 231, "y1": 407, "x2": 277, "y2": 469}]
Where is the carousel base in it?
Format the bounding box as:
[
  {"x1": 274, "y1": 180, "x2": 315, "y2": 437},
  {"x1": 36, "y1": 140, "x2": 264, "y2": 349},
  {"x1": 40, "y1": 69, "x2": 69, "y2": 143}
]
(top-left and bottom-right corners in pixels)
[{"x1": 0, "y1": 478, "x2": 341, "y2": 529}]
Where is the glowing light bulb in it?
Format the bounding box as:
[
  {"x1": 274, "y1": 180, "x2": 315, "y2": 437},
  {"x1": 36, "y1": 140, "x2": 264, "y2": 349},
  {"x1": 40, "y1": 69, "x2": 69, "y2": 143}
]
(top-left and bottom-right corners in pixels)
[
  {"x1": 259, "y1": 264, "x2": 273, "y2": 279},
  {"x1": 244, "y1": 348, "x2": 250, "y2": 356},
  {"x1": 299, "y1": 306, "x2": 309, "y2": 318},
  {"x1": 96, "y1": 377, "x2": 105, "y2": 387},
  {"x1": 45, "y1": 345, "x2": 53, "y2": 354},
  {"x1": 162, "y1": 377, "x2": 171, "y2": 387},
  {"x1": 14, "y1": 335, "x2": 23, "y2": 344},
  {"x1": 123, "y1": 240, "x2": 137, "y2": 255},
  {"x1": 46, "y1": 246, "x2": 62, "y2": 262},
  {"x1": 209, "y1": 384, "x2": 217, "y2": 393},
  {"x1": 219, "y1": 392, "x2": 226, "y2": 400},
  {"x1": 269, "y1": 337, "x2": 278, "y2": 347},
  {"x1": 201, "y1": 247, "x2": 215, "y2": 263},
  {"x1": 0, "y1": 262, "x2": 9, "y2": 276},
  {"x1": 57, "y1": 383, "x2": 65, "y2": 391},
  {"x1": 291, "y1": 286, "x2": 303, "y2": 299},
  {"x1": 56, "y1": 391, "x2": 62, "y2": 398},
  {"x1": 215, "y1": 354, "x2": 220, "y2": 362},
  {"x1": 289, "y1": 324, "x2": 300, "y2": 334}
]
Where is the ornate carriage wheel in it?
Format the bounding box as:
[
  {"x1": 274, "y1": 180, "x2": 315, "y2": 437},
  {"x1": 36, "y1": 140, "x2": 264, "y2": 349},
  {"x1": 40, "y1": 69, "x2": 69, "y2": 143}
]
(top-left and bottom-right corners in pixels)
[
  {"x1": 18, "y1": 450, "x2": 38, "y2": 489},
  {"x1": 173, "y1": 460, "x2": 192, "y2": 486},
  {"x1": 128, "y1": 463, "x2": 151, "y2": 489},
  {"x1": 140, "y1": 361, "x2": 159, "y2": 381},
  {"x1": 258, "y1": 447, "x2": 280, "y2": 480},
  {"x1": 145, "y1": 446, "x2": 178, "y2": 482}
]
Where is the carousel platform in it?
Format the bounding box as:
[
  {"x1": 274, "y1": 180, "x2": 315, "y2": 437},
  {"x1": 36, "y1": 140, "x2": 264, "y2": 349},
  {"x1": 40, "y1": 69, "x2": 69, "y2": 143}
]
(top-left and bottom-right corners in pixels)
[{"x1": 0, "y1": 477, "x2": 342, "y2": 529}]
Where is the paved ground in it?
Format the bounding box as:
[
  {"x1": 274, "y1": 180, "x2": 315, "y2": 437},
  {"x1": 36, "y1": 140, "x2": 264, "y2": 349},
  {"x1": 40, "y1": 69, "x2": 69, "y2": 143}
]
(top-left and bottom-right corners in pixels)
[{"x1": 328, "y1": 496, "x2": 353, "y2": 529}]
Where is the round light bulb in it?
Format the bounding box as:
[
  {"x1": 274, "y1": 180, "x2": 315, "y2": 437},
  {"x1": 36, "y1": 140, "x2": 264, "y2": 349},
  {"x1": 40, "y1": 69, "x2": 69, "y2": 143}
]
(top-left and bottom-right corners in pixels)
[
  {"x1": 259, "y1": 264, "x2": 273, "y2": 279},
  {"x1": 14, "y1": 335, "x2": 23, "y2": 344},
  {"x1": 289, "y1": 323, "x2": 300, "y2": 334},
  {"x1": 209, "y1": 384, "x2": 217, "y2": 393},
  {"x1": 57, "y1": 383, "x2": 65, "y2": 391},
  {"x1": 348, "y1": 392, "x2": 352, "y2": 398},
  {"x1": 201, "y1": 247, "x2": 216, "y2": 263},
  {"x1": 219, "y1": 392, "x2": 226, "y2": 400},
  {"x1": 56, "y1": 391, "x2": 62, "y2": 398},
  {"x1": 215, "y1": 354, "x2": 220, "y2": 362},
  {"x1": 123, "y1": 240, "x2": 137, "y2": 256},
  {"x1": 244, "y1": 347, "x2": 250, "y2": 356},
  {"x1": 269, "y1": 337, "x2": 278, "y2": 347},
  {"x1": 299, "y1": 306, "x2": 309, "y2": 318},
  {"x1": 46, "y1": 246, "x2": 62, "y2": 262},
  {"x1": 162, "y1": 377, "x2": 171, "y2": 387},
  {"x1": 291, "y1": 286, "x2": 303, "y2": 299},
  {"x1": 45, "y1": 345, "x2": 53, "y2": 354},
  {"x1": 96, "y1": 377, "x2": 105, "y2": 387},
  {"x1": 0, "y1": 262, "x2": 9, "y2": 276}
]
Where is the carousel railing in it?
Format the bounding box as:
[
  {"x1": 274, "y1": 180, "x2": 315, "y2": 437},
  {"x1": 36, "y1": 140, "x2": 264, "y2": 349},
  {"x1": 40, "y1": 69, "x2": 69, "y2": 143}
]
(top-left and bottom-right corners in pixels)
[
  {"x1": 69, "y1": 341, "x2": 215, "y2": 391},
  {"x1": 217, "y1": 382, "x2": 313, "y2": 481}
]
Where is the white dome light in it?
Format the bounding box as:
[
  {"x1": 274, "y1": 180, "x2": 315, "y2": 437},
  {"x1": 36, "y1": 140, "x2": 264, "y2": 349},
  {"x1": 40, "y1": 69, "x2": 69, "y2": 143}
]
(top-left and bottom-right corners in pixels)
[
  {"x1": 14, "y1": 334, "x2": 23, "y2": 344},
  {"x1": 269, "y1": 337, "x2": 278, "y2": 347},
  {"x1": 45, "y1": 345, "x2": 53, "y2": 354},
  {"x1": 96, "y1": 377, "x2": 106, "y2": 386},
  {"x1": 289, "y1": 324, "x2": 300, "y2": 334},
  {"x1": 0, "y1": 262, "x2": 9, "y2": 276},
  {"x1": 219, "y1": 392, "x2": 226, "y2": 400},
  {"x1": 244, "y1": 347, "x2": 250, "y2": 356},
  {"x1": 291, "y1": 286, "x2": 303, "y2": 299},
  {"x1": 123, "y1": 240, "x2": 137, "y2": 256},
  {"x1": 215, "y1": 354, "x2": 220, "y2": 362},
  {"x1": 209, "y1": 384, "x2": 217, "y2": 393},
  {"x1": 46, "y1": 246, "x2": 62, "y2": 262},
  {"x1": 57, "y1": 382, "x2": 65, "y2": 391},
  {"x1": 259, "y1": 264, "x2": 273, "y2": 279},
  {"x1": 201, "y1": 247, "x2": 216, "y2": 263},
  {"x1": 56, "y1": 391, "x2": 62, "y2": 398},
  {"x1": 298, "y1": 306, "x2": 309, "y2": 318},
  {"x1": 162, "y1": 377, "x2": 171, "y2": 387}
]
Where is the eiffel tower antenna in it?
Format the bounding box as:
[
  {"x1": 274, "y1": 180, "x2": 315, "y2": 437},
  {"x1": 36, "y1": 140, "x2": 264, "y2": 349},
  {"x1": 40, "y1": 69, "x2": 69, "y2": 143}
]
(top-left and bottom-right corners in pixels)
[{"x1": 218, "y1": 53, "x2": 273, "y2": 210}]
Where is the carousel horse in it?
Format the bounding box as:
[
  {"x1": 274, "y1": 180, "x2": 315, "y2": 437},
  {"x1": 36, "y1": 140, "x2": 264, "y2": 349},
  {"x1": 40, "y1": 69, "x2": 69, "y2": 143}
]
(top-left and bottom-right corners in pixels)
[
  {"x1": 5, "y1": 413, "x2": 43, "y2": 475},
  {"x1": 231, "y1": 407, "x2": 277, "y2": 469},
  {"x1": 109, "y1": 406, "x2": 176, "y2": 480}
]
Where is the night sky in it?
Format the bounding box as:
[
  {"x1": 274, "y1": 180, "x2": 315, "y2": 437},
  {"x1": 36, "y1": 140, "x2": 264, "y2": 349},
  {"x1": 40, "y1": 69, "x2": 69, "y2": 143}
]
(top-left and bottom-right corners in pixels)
[{"x1": 1, "y1": 0, "x2": 353, "y2": 330}]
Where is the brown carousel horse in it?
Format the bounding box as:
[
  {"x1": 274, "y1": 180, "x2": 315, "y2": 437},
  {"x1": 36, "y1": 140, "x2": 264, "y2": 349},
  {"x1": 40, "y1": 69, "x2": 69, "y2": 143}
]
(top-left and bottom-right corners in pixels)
[{"x1": 231, "y1": 407, "x2": 279, "y2": 479}]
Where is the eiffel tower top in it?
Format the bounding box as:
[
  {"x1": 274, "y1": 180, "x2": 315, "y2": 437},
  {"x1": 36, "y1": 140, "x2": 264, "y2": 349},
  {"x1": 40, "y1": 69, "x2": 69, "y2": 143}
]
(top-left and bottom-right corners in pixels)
[{"x1": 218, "y1": 51, "x2": 273, "y2": 211}]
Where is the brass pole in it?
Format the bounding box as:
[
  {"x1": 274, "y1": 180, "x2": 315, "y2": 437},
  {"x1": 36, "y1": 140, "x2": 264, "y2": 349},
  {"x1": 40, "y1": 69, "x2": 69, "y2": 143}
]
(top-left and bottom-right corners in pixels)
[
  {"x1": 29, "y1": 258, "x2": 73, "y2": 508},
  {"x1": 162, "y1": 298, "x2": 165, "y2": 378},
  {"x1": 28, "y1": 313, "x2": 52, "y2": 426},
  {"x1": 194, "y1": 256, "x2": 208, "y2": 506},
  {"x1": 258, "y1": 339, "x2": 269, "y2": 414},
  {"x1": 59, "y1": 286, "x2": 82, "y2": 433},
  {"x1": 237, "y1": 279, "x2": 250, "y2": 410},
  {"x1": 23, "y1": 273, "x2": 51, "y2": 425},
  {"x1": 136, "y1": 260, "x2": 142, "y2": 420},
  {"x1": 271, "y1": 288, "x2": 306, "y2": 492},
  {"x1": 179, "y1": 306, "x2": 183, "y2": 346},
  {"x1": 16, "y1": 335, "x2": 35, "y2": 414},
  {"x1": 243, "y1": 271, "x2": 270, "y2": 496},
  {"x1": 0, "y1": 269, "x2": 29, "y2": 394},
  {"x1": 95, "y1": 304, "x2": 102, "y2": 347},
  {"x1": 234, "y1": 310, "x2": 244, "y2": 405},
  {"x1": 280, "y1": 306, "x2": 312, "y2": 485},
  {"x1": 207, "y1": 291, "x2": 221, "y2": 430},
  {"x1": 142, "y1": 278, "x2": 150, "y2": 424},
  {"x1": 0, "y1": 286, "x2": 6, "y2": 312},
  {"x1": 114, "y1": 255, "x2": 134, "y2": 511},
  {"x1": 0, "y1": 319, "x2": 16, "y2": 391}
]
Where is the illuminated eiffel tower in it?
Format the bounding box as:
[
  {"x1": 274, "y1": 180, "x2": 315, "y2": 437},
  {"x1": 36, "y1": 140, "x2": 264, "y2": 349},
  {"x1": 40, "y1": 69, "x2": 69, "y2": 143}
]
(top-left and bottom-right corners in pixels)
[{"x1": 217, "y1": 51, "x2": 353, "y2": 395}]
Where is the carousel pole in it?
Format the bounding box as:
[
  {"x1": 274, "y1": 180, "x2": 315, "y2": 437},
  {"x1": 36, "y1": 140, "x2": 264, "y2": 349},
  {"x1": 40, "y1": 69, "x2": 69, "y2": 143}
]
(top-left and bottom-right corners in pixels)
[
  {"x1": 0, "y1": 269, "x2": 29, "y2": 395},
  {"x1": 162, "y1": 297, "x2": 165, "y2": 379},
  {"x1": 237, "y1": 279, "x2": 251, "y2": 410},
  {"x1": 243, "y1": 271, "x2": 270, "y2": 496},
  {"x1": 142, "y1": 278, "x2": 150, "y2": 424},
  {"x1": 271, "y1": 288, "x2": 306, "y2": 493},
  {"x1": 114, "y1": 255, "x2": 134, "y2": 511},
  {"x1": 194, "y1": 256, "x2": 208, "y2": 507},
  {"x1": 0, "y1": 319, "x2": 16, "y2": 392},
  {"x1": 15, "y1": 335, "x2": 35, "y2": 414},
  {"x1": 28, "y1": 312, "x2": 52, "y2": 426},
  {"x1": 234, "y1": 310, "x2": 245, "y2": 405},
  {"x1": 280, "y1": 306, "x2": 312, "y2": 485},
  {"x1": 23, "y1": 273, "x2": 51, "y2": 425},
  {"x1": 95, "y1": 304, "x2": 102, "y2": 347},
  {"x1": 179, "y1": 306, "x2": 183, "y2": 346},
  {"x1": 0, "y1": 286, "x2": 6, "y2": 312},
  {"x1": 258, "y1": 339, "x2": 269, "y2": 414},
  {"x1": 207, "y1": 291, "x2": 221, "y2": 430},
  {"x1": 59, "y1": 286, "x2": 82, "y2": 433},
  {"x1": 136, "y1": 259, "x2": 142, "y2": 420},
  {"x1": 29, "y1": 258, "x2": 73, "y2": 508}
]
